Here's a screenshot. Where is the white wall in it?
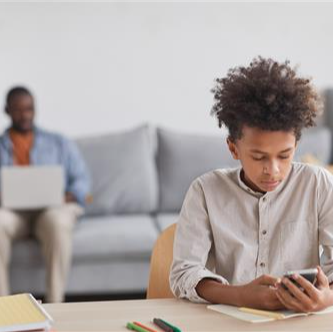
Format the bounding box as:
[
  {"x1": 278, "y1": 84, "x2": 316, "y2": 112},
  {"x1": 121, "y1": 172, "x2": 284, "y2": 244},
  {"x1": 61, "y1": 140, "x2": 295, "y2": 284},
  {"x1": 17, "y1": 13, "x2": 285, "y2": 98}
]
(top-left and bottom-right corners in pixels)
[{"x1": 0, "y1": 2, "x2": 333, "y2": 137}]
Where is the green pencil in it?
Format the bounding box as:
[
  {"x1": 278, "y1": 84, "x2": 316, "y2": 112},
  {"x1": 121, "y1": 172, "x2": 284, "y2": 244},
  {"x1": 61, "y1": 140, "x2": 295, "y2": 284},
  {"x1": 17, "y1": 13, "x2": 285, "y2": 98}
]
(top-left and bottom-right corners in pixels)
[
  {"x1": 160, "y1": 319, "x2": 182, "y2": 332},
  {"x1": 127, "y1": 322, "x2": 149, "y2": 332}
]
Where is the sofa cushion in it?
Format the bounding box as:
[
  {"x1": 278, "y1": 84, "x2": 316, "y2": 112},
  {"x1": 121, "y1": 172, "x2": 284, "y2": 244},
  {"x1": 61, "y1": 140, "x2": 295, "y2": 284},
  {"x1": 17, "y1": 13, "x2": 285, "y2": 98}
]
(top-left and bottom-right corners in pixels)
[
  {"x1": 155, "y1": 213, "x2": 179, "y2": 232},
  {"x1": 72, "y1": 215, "x2": 159, "y2": 262},
  {"x1": 10, "y1": 261, "x2": 151, "y2": 295},
  {"x1": 11, "y1": 215, "x2": 159, "y2": 267},
  {"x1": 157, "y1": 127, "x2": 239, "y2": 212},
  {"x1": 76, "y1": 125, "x2": 158, "y2": 216}
]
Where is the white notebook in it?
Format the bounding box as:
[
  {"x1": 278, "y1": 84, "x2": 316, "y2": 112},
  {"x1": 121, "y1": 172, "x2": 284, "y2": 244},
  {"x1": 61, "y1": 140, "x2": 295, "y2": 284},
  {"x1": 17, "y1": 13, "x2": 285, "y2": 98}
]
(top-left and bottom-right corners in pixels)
[{"x1": 207, "y1": 304, "x2": 333, "y2": 323}]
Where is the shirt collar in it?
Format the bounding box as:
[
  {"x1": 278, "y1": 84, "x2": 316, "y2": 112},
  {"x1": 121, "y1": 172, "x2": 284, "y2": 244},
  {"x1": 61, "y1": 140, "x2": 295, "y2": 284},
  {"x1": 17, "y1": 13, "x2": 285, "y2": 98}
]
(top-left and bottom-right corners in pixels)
[{"x1": 2, "y1": 126, "x2": 40, "y2": 152}]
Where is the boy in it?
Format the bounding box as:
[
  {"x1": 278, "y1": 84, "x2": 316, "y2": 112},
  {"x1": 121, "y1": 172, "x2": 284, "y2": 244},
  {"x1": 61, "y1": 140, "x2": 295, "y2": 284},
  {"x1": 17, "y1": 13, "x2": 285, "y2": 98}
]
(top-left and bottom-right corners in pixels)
[{"x1": 170, "y1": 57, "x2": 333, "y2": 312}]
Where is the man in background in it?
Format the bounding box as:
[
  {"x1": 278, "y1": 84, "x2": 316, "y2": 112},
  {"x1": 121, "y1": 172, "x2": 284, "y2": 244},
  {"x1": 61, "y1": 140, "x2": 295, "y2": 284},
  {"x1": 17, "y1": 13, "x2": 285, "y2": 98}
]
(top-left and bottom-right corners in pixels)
[{"x1": 0, "y1": 86, "x2": 90, "y2": 303}]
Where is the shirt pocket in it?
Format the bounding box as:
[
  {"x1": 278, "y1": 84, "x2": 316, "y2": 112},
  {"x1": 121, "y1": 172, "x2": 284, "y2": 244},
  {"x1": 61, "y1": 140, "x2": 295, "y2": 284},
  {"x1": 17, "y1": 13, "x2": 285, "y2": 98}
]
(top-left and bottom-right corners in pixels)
[{"x1": 278, "y1": 220, "x2": 315, "y2": 268}]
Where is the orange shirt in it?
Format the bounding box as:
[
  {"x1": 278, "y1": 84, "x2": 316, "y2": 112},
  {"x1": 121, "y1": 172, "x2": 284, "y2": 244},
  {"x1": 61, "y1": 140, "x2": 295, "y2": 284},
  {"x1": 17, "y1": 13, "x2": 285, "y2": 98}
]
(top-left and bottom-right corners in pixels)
[{"x1": 9, "y1": 129, "x2": 34, "y2": 166}]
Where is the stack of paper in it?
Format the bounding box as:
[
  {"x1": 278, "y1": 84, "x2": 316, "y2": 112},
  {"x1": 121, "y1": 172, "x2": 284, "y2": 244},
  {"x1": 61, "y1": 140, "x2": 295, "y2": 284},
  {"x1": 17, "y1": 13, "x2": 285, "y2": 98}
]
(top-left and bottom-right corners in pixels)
[
  {"x1": 0, "y1": 293, "x2": 53, "y2": 331},
  {"x1": 207, "y1": 304, "x2": 333, "y2": 323}
]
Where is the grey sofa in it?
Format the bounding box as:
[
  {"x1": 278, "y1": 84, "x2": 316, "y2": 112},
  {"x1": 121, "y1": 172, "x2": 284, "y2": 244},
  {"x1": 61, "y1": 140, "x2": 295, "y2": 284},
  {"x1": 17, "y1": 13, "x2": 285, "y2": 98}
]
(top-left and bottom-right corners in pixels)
[{"x1": 10, "y1": 124, "x2": 332, "y2": 297}]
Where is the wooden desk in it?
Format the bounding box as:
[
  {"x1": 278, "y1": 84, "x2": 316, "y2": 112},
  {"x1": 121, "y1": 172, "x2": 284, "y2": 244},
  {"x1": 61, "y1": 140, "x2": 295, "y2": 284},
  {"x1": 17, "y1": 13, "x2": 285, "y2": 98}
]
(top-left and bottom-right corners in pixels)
[{"x1": 44, "y1": 298, "x2": 333, "y2": 332}]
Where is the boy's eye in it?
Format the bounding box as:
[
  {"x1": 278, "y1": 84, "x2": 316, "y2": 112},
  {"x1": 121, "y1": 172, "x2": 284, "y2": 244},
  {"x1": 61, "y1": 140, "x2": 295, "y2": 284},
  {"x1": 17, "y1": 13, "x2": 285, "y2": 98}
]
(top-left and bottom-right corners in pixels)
[
  {"x1": 252, "y1": 155, "x2": 290, "y2": 161},
  {"x1": 252, "y1": 156, "x2": 265, "y2": 161}
]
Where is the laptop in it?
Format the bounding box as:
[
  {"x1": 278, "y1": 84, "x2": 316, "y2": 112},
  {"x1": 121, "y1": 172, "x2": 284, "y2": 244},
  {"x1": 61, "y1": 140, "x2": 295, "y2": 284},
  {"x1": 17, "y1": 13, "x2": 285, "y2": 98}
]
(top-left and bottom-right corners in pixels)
[{"x1": 1, "y1": 166, "x2": 65, "y2": 210}]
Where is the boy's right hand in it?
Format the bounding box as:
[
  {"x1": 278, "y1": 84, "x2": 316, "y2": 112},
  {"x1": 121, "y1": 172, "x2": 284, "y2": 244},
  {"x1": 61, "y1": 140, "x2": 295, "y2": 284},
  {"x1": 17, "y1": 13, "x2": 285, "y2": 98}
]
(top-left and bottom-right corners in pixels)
[{"x1": 238, "y1": 274, "x2": 284, "y2": 310}]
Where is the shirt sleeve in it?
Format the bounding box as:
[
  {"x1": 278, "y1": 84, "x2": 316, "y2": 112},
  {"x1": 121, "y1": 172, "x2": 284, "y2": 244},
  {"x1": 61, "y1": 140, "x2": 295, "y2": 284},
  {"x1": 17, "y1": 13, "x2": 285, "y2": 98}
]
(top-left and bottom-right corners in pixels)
[
  {"x1": 318, "y1": 168, "x2": 333, "y2": 283},
  {"x1": 169, "y1": 178, "x2": 229, "y2": 303},
  {"x1": 63, "y1": 138, "x2": 91, "y2": 207}
]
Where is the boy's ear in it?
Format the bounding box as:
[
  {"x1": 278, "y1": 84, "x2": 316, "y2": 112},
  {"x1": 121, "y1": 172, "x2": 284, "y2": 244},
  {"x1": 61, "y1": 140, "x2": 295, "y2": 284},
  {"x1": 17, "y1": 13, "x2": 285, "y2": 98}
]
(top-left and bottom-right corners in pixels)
[{"x1": 227, "y1": 138, "x2": 240, "y2": 160}]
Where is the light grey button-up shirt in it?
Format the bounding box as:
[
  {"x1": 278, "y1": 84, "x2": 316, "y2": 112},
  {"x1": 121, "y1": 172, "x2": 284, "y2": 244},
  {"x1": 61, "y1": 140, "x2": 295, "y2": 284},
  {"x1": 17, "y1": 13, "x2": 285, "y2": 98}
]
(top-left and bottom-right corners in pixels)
[{"x1": 170, "y1": 162, "x2": 333, "y2": 303}]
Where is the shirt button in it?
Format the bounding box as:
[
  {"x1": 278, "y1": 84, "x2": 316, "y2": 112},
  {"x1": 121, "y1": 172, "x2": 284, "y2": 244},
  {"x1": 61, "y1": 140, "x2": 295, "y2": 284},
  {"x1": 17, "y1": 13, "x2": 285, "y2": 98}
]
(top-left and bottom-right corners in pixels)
[
  {"x1": 260, "y1": 262, "x2": 265, "y2": 268},
  {"x1": 262, "y1": 230, "x2": 267, "y2": 235}
]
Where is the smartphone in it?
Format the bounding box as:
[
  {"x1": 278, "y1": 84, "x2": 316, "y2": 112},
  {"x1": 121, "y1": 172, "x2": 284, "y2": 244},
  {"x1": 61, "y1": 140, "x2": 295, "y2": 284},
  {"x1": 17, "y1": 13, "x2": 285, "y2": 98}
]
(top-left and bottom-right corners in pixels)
[{"x1": 284, "y1": 268, "x2": 318, "y2": 287}]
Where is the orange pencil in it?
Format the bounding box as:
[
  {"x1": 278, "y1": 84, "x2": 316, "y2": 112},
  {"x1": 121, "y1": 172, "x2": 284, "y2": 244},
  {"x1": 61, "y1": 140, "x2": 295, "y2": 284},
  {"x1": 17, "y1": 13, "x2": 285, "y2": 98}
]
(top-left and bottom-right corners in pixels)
[{"x1": 133, "y1": 321, "x2": 157, "y2": 332}]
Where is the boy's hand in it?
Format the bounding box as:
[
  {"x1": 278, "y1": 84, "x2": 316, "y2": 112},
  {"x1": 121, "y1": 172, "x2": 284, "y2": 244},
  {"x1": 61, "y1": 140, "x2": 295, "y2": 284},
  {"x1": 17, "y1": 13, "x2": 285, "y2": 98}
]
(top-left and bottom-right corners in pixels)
[
  {"x1": 276, "y1": 266, "x2": 333, "y2": 312},
  {"x1": 239, "y1": 274, "x2": 284, "y2": 310}
]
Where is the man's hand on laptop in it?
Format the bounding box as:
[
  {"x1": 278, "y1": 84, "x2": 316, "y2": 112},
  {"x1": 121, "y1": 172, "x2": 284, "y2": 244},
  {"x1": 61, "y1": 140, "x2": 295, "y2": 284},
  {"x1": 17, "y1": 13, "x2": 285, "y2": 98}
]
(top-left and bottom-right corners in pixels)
[{"x1": 65, "y1": 192, "x2": 76, "y2": 203}]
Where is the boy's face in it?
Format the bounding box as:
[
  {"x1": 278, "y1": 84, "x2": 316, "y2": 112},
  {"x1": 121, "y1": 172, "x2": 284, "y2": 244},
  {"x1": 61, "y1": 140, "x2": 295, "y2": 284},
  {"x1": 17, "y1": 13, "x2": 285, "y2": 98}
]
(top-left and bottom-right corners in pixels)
[{"x1": 227, "y1": 126, "x2": 297, "y2": 193}]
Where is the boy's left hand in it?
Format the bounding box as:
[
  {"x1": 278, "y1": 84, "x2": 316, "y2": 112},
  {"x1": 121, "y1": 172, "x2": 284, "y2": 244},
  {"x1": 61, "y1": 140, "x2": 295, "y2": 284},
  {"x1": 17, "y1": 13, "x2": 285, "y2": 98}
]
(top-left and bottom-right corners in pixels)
[{"x1": 275, "y1": 266, "x2": 333, "y2": 313}]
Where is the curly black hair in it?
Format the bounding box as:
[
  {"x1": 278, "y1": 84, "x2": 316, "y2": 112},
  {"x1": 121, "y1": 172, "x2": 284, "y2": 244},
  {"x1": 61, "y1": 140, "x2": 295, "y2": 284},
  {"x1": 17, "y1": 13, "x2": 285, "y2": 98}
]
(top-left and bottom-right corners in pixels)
[{"x1": 211, "y1": 57, "x2": 322, "y2": 142}]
